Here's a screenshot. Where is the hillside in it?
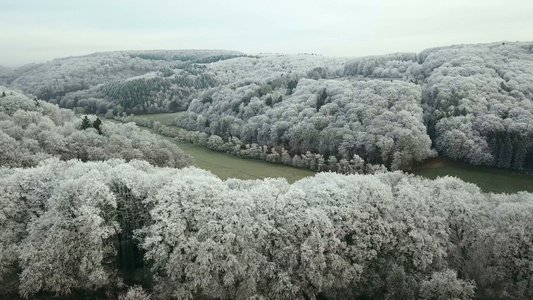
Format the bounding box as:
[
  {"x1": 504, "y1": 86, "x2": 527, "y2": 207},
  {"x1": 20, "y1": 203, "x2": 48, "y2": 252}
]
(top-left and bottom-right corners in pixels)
[
  {"x1": 0, "y1": 65, "x2": 11, "y2": 82},
  {"x1": 4, "y1": 50, "x2": 244, "y2": 111},
  {"x1": 2, "y1": 47, "x2": 533, "y2": 300},
  {"x1": 4, "y1": 43, "x2": 533, "y2": 171},
  {"x1": 0, "y1": 85, "x2": 192, "y2": 168}
]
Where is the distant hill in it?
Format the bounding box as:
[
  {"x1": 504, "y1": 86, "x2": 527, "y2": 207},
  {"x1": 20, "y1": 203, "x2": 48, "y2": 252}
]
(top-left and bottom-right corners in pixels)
[
  {"x1": 4, "y1": 43, "x2": 533, "y2": 171},
  {"x1": 0, "y1": 65, "x2": 10, "y2": 72},
  {"x1": 0, "y1": 65, "x2": 12, "y2": 82},
  {"x1": 5, "y1": 49, "x2": 245, "y2": 104},
  {"x1": 5, "y1": 49, "x2": 341, "y2": 114}
]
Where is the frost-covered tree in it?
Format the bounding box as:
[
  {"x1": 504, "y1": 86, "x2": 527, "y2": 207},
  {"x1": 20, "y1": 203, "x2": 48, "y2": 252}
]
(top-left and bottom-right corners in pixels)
[
  {"x1": 419, "y1": 269, "x2": 475, "y2": 300},
  {"x1": 0, "y1": 87, "x2": 193, "y2": 168},
  {"x1": 420, "y1": 42, "x2": 533, "y2": 170},
  {"x1": 1, "y1": 159, "x2": 533, "y2": 299},
  {"x1": 118, "y1": 285, "x2": 151, "y2": 300},
  {"x1": 176, "y1": 78, "x2": 434, "y2": 170},
  {"x1": 18, "y1": 170, "x2": 119, "y2": 297}
]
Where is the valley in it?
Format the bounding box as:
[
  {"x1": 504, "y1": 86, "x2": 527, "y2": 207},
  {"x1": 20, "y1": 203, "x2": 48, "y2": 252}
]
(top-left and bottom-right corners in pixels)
[
  {"x1": 2, "y1": 43, "x2": 533, "y2": 299},
  {"x1": 135, "y1": 112, "x2": 533, "y2": 193}
]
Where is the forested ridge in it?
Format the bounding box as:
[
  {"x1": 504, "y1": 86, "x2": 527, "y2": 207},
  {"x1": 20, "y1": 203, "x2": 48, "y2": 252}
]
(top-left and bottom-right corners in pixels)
[
  {"x1": 2, "y1": 44, "x2": 533, "y2": 299},
  {"x1": 3, "y1": 42, "x2": 533, "y2": 171}
]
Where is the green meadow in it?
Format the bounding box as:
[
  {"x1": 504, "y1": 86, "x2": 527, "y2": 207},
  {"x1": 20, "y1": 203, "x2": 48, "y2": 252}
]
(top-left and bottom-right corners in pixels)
[
  {"x1": 411, "y1": 158, "x2": 533, "y2": 194},
  {"x1": 114, "y1": 114, "x2": 315, "y2": 183},
  {"x1": 134, "y1": 114, "x2": 533, "y2": 193}
]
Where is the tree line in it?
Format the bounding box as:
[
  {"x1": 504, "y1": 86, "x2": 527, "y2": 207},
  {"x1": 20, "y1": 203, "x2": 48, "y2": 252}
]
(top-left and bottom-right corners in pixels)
[{"x1": 2, "y1": 159, "x2": 533, "y2": 299}]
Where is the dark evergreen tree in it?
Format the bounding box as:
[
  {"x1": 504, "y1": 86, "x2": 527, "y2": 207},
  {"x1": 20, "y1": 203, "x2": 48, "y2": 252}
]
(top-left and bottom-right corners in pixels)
[
  {"x1": 498, "y1": 134, "x2": 513, "y2": 168},
  {"x1": 93, "y1": 117, "x2": 103, "y2": 135},
  {"x1": 1, "y1": 91, "x2": 5, "y2": 97},
  {"x1": 81, "y1": 115, "x2": 92, "y2": 130},
  {"x1": 512, "y1": 133, "x2": 530, "y2": 170},
  {"x1": 265, "y1": 96, "x2": 273, "y2": 107},
  {"x1": 317, "y1": 89, "x2": 327, "y2": 111},
  {"x1": 287, "y1": 80, "x2": 298, "y2": 95},
  {"x1": 169, "y1": 100, "x2": 179, "y2": 111}
]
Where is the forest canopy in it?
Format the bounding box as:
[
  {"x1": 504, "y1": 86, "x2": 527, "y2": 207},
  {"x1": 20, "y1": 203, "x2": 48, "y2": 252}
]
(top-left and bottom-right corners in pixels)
[
  {"x1": 0, "y1": 86, "x2": 192, "y2": 168},
  {"x1": 3, "y1": 43, "x2": 533, "y2": 171},
  {"x1": 1, "y1": 159, "x2": 533, "y2": 299},
  {"x1": 2, "y1": 44, "x2": 533, "y2": 299}
]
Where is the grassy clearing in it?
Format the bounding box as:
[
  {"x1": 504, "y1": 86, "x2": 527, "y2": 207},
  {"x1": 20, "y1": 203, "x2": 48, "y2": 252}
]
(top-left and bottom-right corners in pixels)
[
  {"x1": 138, "y1": 112, "x2": 182, "y2": 126},
  {"x1": 175, "y1": 141, "x2": 315, "y2": 183},
  {"x1": 130, "y1": 114, "x2": 533, "y2": 192},
  {"x1": 412, "y1": 158, "x2": 533, "y2": 194},
  {"x1": 107, "y1": 116, "x2": 314, "y2": 183}
]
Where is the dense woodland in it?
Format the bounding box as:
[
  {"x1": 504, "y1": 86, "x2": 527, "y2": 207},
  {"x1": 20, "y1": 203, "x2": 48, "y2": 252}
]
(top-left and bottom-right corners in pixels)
[
  {"x1": 3, "y1": 43, "x2": 533, "y2": 171},
  {"x1": 1, "y1": 44, "x2": 533, "y2": 299},
  {"x1": 2, "y1": 138, "x2": 533, "y2": 299},
  {"x1": 0, "y1": 86, "x2": 192, "y2": 168}
]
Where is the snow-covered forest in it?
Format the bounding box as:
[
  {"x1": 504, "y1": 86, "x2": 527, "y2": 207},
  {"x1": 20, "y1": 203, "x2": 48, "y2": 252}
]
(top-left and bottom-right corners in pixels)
[
  {"x1": 2, "y1": 153, "x2": 533, "y2": 299},
  {"x1": 3, "y1": 43, "x2": 533, "y2": 171},
  {"x1": 0, "y1": 86, "x2": 192, "y2": 168},
  {"x1": 1, "y1": 43, "x2": 533, "y2": 299}
]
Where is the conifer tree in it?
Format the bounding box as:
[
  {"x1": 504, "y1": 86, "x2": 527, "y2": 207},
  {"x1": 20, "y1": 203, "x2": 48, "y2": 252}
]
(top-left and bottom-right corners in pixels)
[
  {"x1": 81, "y1": 115, "x2": 92, "y2": 130},
  {"x1": 93, "y1": 117, "x2": 103, "y2": 135}
]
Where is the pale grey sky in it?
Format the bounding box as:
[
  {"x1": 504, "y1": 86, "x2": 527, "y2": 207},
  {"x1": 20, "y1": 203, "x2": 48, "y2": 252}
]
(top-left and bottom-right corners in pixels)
[{"x1": 1, "y1": 0, "x2": 532, "y2": 67}]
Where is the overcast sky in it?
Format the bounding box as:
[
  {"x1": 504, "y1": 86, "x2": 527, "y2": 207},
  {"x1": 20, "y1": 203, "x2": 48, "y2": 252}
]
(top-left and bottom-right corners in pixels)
[{"x1": 0, "y1": 0, "x2": 532, "y2": 68}]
